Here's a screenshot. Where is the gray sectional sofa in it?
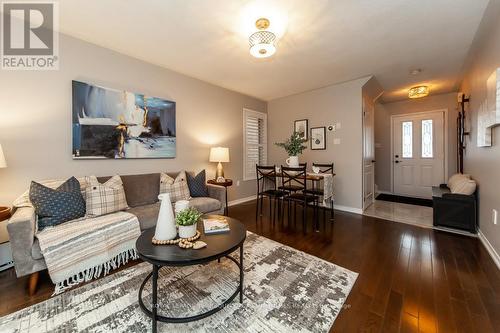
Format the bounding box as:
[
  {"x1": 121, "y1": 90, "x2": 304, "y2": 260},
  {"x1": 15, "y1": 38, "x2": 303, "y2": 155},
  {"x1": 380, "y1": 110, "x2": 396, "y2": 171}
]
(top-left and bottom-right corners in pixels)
[{"x1": 7, "y1": 172, "x2": 225, "y2": 278}]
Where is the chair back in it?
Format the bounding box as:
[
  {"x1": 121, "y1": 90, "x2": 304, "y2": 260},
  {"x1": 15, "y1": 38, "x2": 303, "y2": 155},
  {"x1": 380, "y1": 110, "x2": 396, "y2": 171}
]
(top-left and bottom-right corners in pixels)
[
  {"x1": 281, "y1": 165, "x2": 307, "y2": 191},
  {"x1": 256, "y1": 165, "x2": 277, "y2": 193},
  {"x1": 312, "y1": 162, "x2": 334, "y2": 174}
]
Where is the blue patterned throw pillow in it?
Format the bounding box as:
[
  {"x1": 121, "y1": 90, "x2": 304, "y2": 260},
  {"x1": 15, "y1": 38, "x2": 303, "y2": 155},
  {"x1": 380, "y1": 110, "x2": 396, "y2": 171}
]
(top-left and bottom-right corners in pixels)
[
  {"x1": 29, "y1": 177, "x2": 86, "y2": 231},
  {"x1": 186, "y1": 170, "x2": 209, "y2": 197}
]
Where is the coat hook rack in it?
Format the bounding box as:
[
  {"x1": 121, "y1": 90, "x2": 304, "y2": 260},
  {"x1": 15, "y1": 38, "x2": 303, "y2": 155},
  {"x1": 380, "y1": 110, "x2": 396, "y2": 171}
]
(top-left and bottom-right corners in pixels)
[{"x1": 457, "y1": 93, "x2": 470, "y2": 173}]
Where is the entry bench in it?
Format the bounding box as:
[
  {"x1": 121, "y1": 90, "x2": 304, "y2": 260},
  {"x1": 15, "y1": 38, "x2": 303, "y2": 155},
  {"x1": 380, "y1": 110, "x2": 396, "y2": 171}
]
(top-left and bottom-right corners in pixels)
[{"x1": 432, "y1": 184, "x2": 477, "y2": 233}]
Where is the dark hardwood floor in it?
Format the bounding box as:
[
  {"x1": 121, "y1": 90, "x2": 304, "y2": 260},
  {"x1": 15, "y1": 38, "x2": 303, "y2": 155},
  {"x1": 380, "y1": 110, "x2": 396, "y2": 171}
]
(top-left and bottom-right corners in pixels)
[{"x1": 1, "y1": 200, "x2": 499, "y2": 332}]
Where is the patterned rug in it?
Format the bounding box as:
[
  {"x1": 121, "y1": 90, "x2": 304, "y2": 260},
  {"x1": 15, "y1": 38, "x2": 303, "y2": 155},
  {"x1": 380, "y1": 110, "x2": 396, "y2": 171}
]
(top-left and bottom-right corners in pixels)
[{"x1": 1, "y1": 232, "x2": 357, "y2": 332}]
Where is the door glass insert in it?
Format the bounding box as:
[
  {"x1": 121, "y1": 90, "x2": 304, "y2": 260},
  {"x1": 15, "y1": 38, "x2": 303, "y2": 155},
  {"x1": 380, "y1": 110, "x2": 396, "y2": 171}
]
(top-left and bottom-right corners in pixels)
[
  {"x1": 421, "y1": 119, "x2": 433, "y2": 158},
  {"x1": 402, "y1": 121, "x2": 413, "y2": 158}
]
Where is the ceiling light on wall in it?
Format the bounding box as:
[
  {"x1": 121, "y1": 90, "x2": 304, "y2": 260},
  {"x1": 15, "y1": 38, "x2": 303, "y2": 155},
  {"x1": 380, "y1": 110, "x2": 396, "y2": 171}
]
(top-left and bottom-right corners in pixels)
[
  {"x1": 249, "y1": 18, "x2": 276, "y2": 58},
  {"x1": 408, "y1": 85, "x2": 430, "y2": 99}
]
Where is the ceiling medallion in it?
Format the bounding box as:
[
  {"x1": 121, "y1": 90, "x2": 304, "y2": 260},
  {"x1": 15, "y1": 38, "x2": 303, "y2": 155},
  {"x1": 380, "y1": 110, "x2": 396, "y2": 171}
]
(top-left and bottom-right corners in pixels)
[
  {"x1": 408, "y1": 85, "x2": 430, "y2": 99},
  {"x1": 249, "y1": 18, "x2": 276, "y2": 58}
]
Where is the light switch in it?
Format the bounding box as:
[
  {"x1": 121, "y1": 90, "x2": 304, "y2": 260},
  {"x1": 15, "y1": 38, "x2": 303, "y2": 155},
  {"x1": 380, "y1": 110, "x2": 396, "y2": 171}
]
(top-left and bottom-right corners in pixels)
[{"x1": 333, "y1": 138, "x2": 341, "y2": 145}]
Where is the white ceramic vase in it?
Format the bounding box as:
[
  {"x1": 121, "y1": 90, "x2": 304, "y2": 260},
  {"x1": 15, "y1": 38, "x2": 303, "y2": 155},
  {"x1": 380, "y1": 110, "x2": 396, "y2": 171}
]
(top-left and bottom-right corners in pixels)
[
  {"x1": 154, "y1": 193, "x2": 177, "y2": 241},
  {"x1": 178, "y1": 223, "x2": 197, "y2": 238},
  {"x1": 286, "y1": 155, "x2": 299, "y2": 167}
]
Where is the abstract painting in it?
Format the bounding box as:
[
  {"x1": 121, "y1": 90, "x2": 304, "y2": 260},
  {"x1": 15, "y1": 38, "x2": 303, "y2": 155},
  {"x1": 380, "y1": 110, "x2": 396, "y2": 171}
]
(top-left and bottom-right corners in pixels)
[
  {"x1": 477, "y1": 68, "x2": 500, "y2": 147},
  {"x1": 72, "y1": 81, "x2": 176, "y2": 159}
]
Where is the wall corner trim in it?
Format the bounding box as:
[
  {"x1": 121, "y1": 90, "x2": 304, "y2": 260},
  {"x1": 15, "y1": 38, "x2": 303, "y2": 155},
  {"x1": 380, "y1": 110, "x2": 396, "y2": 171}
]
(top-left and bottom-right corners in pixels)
[{"x1": 478, "y1": 229, "x2": 500, "y2": 270}]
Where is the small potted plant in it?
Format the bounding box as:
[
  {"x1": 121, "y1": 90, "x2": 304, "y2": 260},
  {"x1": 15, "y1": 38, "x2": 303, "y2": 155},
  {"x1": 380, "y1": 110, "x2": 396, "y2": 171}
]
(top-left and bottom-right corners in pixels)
[
  {"x1": 176, "y1": 207, "x2": 203, "y2": 238},
  {"x1": 274, "y1": 131, "x2": 308, "y2": 167}
]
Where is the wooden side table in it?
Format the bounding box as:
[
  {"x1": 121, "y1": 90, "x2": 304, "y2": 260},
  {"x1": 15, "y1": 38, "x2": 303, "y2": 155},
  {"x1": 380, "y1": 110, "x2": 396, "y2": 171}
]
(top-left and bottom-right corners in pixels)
[
  {"x1": 0, "y1": 206, "x2": 11, "y2": 222},
  {"x1": 207, "y1": 179, "x2": 233, "y2": 216}
]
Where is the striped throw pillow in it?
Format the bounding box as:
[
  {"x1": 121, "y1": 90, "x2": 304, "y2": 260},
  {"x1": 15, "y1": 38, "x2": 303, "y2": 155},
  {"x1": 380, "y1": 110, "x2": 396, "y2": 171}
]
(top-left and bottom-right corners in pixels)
[
  {"x1": 85, "y1": 175, "x2": 129, "y2": 217},
  {"x1": 160, "y1": 171, "x2": 191, "y2": 202}
]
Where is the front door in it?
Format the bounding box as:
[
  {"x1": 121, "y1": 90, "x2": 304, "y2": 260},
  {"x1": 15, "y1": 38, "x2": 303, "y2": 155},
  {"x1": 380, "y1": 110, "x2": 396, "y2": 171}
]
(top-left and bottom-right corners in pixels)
[{"x1": 392, "y1": 110, "x2": 445, "y2": 198}]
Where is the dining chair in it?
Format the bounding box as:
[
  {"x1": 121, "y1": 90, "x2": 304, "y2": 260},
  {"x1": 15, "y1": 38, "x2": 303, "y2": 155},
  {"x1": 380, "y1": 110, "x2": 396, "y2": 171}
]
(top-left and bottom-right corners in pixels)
[
  {"x1": 280, "y1": 165, "x2": 319, "y2": 233},
  {"x1": 278, "y1": 162, "x2": 308, "y2": 194},
  {"x1": 304, "y1": 162, "x2": 334, "y2": 221},
  {"x1": 256, "y1": 165, "x2": 286, "y2": 224}
]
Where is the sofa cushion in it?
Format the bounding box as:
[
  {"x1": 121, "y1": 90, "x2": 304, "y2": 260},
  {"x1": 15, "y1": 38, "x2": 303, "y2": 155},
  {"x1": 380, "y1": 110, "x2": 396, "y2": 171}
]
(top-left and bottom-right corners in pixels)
[
  {"x1": 32, "y1": 239, "x2": 43, "y2": 260},
  {"x1": 13, "y1": 177, "x2": 88, "y2": 208},
  {"x1": 29, "y1": 177, "x2": 86, "y2": 231},
  {"x1": 187, "y1": 170, "x2": 209, "y2": 197},
  {"x1": 189, "y1": 197, "x2": 222, "y2": 213},
  {"x1": 85, "y1": 175, "x2": 129, "y2": 217},
  {"x1": 127, "y1": 202, "x2": 160, "y2": 230},
  {"x1": 120, "y1": 173, "x2": 160, "y2": 207},
  {"x1": 160, "y1": 172, "x2": 190, "y2": 202}
]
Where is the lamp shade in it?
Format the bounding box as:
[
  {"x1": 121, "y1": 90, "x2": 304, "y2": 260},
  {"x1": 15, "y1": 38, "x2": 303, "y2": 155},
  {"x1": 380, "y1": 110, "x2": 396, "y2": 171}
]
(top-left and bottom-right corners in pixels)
[
  {"x1": 209, "y1": 147, "x2": 230, "y2": 163},
  {"x1": 0, "y1": 144, "x2": 6, "y2": 168}
]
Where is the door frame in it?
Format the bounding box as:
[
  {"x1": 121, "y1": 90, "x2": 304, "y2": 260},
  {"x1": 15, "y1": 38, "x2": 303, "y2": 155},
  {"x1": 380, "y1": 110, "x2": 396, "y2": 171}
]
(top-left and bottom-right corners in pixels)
[{"x1": 390, "y1": 109, "x2": 449, "y2": 195}]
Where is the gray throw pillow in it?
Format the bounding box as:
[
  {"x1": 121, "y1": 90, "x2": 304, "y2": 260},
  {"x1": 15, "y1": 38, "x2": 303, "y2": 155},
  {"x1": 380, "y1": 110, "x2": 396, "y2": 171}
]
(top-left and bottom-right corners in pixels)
[
  {"x1": 29, "y1": 177, "x2": 86, "y2": 231},
  {"x1": 187, "y1": 170, "x2": 209, "y2": 197}
]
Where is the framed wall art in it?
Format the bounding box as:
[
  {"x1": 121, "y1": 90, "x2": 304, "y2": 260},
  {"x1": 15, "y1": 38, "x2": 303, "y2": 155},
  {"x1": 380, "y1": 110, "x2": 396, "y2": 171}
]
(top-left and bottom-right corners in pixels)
[
  {"x1": 311, "y1": 127, "x2": 326, "y2": 150},
  {"x1": 294, "y1": 119, "x2": 308, "y2": 140}
]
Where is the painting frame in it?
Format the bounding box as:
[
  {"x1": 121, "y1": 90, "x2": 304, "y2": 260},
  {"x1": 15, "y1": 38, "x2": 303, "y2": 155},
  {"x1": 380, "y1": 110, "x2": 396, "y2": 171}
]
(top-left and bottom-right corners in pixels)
[
  {"x1": 72, "y1": 80, "x2": 176, "y2": 160},
  {"x1": 310, "y1": 126, "x2": 326, "y2": 150},
  {"x1": 294, "y1": 119, "x2": 308, "y2": 140}
]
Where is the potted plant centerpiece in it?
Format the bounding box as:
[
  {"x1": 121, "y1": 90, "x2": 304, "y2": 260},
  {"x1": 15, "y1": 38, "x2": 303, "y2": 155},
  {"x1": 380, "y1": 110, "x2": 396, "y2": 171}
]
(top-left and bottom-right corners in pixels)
[
  {"x1": 176, "y1": 207, "x2": 203, "y2": 238},
  {"x1": 275, "y1": 132, "x2": 308, "y2": 167}
]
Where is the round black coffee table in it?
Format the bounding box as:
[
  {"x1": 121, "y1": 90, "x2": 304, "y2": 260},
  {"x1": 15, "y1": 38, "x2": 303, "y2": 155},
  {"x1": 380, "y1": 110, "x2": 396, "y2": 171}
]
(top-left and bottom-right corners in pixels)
[{"x1": 136, "y1": 215, "x2": 246, "y2": 332}]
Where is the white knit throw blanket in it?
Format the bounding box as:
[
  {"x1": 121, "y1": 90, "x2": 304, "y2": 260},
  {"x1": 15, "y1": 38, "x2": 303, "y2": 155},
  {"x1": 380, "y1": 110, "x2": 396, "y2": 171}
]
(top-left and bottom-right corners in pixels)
[{"x1": 36, "y1": 211, "x2": 141, "y2": 295}]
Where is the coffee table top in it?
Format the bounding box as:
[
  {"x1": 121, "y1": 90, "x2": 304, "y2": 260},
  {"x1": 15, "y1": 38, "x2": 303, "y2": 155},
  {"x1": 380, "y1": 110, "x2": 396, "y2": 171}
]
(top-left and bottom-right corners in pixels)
[{"x1": 136, "y1": 215, "x2": 246, "y2": 266}]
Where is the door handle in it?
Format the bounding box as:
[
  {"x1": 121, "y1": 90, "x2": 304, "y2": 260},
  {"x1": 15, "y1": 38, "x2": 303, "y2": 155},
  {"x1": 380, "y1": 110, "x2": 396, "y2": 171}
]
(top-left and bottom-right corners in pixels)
[{"x1": 372, "y1": 160, "x2": 376, "y2": 163}]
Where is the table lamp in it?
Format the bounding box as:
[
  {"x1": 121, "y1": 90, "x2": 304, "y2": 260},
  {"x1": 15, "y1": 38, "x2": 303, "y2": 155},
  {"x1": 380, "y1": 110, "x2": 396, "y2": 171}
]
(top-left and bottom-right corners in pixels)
[
  {"x1": 0, "y1": 144, "x2": 6, "y2": 169},
  {"x1": 209, "y1": 147, "x2": 229, "y2": 182}
]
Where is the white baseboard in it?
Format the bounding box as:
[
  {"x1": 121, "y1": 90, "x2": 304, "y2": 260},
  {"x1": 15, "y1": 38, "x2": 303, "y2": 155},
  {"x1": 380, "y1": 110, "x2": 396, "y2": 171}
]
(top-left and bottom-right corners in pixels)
[
  {"x1": 334, "y1": 205, "x2": 363, "y2": 215},
  {"x1": 376, "y1": 190, "x2": 393, "y2": 196},
  {"x1": 228, "y1": 196, "x2": 256, "y2": 207},
  {"x1": 227, "y1": 196, "x2": 363, "y2": 215},
  {"x1": 478, "y1": 229, "x2": 500, "y2": 270}
]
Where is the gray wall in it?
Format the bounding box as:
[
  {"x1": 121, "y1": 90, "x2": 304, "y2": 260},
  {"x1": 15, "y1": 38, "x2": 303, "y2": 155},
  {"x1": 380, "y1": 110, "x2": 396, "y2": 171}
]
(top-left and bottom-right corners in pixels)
[
  {"x1": 375, "y1": 92, "x2": 459, "y2": 192},
  {"x1": 460, "y1": 0, "x2": 500, "y2": 257},
  {"x1": 268, "y1": 77, "x2": 369, "y2": 211},
  {"x1": 0, "y1": 34, "x2": 266, "y2": 205}
]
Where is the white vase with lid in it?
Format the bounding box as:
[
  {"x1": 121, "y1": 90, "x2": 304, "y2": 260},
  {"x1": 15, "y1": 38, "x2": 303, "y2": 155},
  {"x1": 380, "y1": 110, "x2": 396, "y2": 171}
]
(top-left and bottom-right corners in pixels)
[{"x1": 154, "y1": 193, "x2": 177, "y2": 241}]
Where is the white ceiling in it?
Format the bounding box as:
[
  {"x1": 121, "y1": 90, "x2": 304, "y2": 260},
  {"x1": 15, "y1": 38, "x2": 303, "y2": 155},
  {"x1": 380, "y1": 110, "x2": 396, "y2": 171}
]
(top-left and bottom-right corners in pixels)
[{"x1": 58, "y1": 0, "x2": 489, "y2": 102}]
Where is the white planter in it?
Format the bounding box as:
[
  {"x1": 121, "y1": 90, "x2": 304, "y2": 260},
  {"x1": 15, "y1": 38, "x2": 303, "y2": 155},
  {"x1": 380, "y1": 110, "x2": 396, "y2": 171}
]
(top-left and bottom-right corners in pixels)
[
  {"x1": 178, "y1": 222, "x2": 197, "y2": 239},
  {"x1": 154, "y1": 193, "x2": 177, "y2": 241},
  {"x1": 285, "y1": 155, "x2": 299, "y2": 167}
]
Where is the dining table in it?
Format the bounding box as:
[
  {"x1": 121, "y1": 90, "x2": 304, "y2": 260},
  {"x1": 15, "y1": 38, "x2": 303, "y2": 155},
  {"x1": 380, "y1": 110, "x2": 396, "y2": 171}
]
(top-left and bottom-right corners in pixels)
[{"x1": 263, "y1": 170, "x2": 336, "y2": 207}]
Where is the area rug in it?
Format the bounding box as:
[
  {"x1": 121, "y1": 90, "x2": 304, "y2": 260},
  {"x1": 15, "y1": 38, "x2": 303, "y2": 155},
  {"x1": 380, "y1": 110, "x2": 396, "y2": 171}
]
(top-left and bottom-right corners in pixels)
[{"x1": 0, "y1": 232, "x2": 357, "y2": 332}]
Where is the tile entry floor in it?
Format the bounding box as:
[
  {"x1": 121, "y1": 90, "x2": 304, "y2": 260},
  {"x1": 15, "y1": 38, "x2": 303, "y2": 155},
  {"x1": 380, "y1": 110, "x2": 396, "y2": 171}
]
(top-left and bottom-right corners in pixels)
[{"x1": 363, "y1": 200, "x2": 433, "y2": 228}]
